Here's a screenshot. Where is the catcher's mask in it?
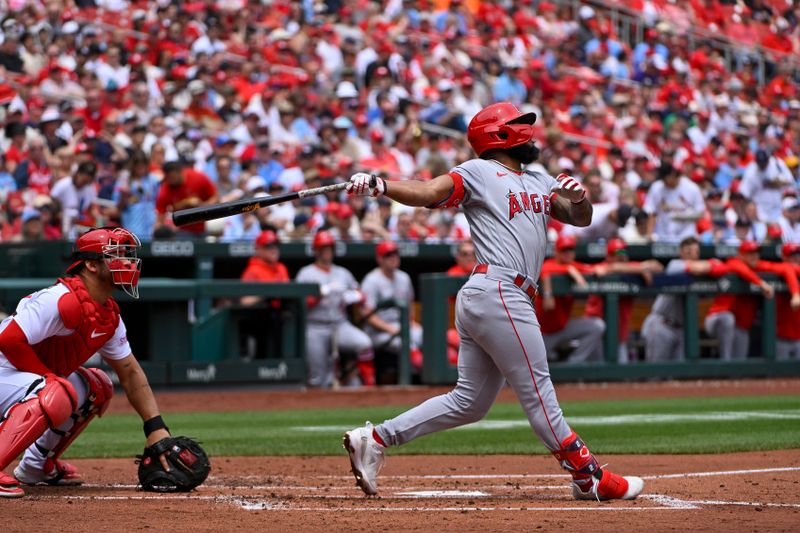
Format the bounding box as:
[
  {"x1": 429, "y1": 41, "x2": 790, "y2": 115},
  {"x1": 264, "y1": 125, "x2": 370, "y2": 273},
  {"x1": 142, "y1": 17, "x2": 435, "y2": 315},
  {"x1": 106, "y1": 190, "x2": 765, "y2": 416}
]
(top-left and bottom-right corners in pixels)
[{"x1": 66, "y1": 227, "x2": 142, "y2": 299}]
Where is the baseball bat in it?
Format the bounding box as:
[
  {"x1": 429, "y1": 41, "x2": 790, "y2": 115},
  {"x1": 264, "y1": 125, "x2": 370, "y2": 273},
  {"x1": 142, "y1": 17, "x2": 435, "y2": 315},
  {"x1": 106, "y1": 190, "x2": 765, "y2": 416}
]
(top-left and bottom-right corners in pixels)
[{"x1": 172, "y1": 182, "x2": 349, "y2": 226}]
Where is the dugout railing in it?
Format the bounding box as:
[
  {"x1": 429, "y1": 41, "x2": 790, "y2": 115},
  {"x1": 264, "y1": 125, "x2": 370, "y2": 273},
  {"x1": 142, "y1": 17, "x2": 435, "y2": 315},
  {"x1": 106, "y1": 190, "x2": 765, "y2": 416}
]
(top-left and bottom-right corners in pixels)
[{"x1": 419, "y1": 273, "x2": 800, "y2": 384}]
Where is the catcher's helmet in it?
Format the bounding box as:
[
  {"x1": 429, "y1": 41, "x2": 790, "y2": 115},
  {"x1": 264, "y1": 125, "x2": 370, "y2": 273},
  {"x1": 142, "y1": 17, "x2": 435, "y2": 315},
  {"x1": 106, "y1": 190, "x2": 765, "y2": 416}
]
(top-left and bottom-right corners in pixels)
[
  {"x1": 312, "y1": 230, "x2": 336, "y2": 250},
  {"x1": 66, "y1": 227, "x2": 142, "y2": 299},
  {"x1": 467, "y1": 102, "x2": 537, "y2": 156}
]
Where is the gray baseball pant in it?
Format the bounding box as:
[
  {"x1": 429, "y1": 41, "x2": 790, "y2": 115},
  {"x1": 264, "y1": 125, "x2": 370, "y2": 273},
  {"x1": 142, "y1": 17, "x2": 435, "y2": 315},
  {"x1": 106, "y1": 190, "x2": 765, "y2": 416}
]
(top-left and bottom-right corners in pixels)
[
  {"x1": 306, "y1": 321, "x2": 372, "y2": 387},
  {"x1": 704, "y1": 312, "x2": 749, "y2": 360},
  {"x1": 642, "y1": 313, "x2": 684, "y2": 362},
  {"x1": 776, "y1": 339, "x2": 800, "y2": 360},
  {"x1": 375, "y1": 272, "x2": 572, "y2": 452},
  {"x1": 367, "y1": 323, "x2": 423, "y2": 353},
  {"x1": 542, "y1": 318, "x2": 605, "y2": 363}
]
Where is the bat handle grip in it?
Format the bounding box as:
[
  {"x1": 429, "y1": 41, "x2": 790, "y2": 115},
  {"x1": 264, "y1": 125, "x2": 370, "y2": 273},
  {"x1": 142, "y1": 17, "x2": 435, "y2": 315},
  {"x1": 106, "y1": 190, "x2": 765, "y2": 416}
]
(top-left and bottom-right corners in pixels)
[{"x1": 369, "y1": 175, "x2": 377, "y2": 189}]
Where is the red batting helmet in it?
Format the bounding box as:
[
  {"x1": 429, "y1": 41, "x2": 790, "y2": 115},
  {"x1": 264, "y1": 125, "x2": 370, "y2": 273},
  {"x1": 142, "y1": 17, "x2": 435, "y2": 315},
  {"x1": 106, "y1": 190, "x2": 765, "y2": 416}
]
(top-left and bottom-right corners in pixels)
[
  {"x1": 66, "y1": 227, "x2": 142, "y2": 299},
  {"x1": 375, "y1": 240, "x2": 399, "y2": 259},
  {"x1": 606, "y1": 238, "x2": 627, "y2": 256},
  {"x1": 466, "y1": 102, "x2": 537, "y2": 156},
  {"x1": 255, "y1": 230, "x2": 278, "y2": 247},
  {"x1": 312, "y1": 230, "x2": 336, "y2": 250}
]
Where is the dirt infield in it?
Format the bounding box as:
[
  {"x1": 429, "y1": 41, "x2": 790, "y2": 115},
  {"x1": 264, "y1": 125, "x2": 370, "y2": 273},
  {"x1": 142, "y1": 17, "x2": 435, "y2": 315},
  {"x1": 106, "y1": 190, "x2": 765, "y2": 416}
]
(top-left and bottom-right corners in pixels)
[
  {"x1": 5, "y1": 379, "x2": 800, "y2": 532},
  {"x1": 6, "y1": 452, "x2": 799, "y2": 532}
]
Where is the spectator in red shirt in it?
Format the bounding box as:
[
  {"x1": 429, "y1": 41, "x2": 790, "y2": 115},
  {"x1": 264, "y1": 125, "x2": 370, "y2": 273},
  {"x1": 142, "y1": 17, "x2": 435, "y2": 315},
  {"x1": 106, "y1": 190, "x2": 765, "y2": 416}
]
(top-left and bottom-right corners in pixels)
[
  {"x1": 583, "y1": 239, "x2": 664, "y2": 363},
  {"x1": 537, "y1": 235, "x2": 605, "y2": 363},
  {"x1": 443, "y1": 240, "x2": 477, "y2": 365},
  {"x1": 155, "y1": 161, "x2": 218, "y2": 235},
  {"x1": 446, "y1": 240, "x2": 477, "y2": 277}
]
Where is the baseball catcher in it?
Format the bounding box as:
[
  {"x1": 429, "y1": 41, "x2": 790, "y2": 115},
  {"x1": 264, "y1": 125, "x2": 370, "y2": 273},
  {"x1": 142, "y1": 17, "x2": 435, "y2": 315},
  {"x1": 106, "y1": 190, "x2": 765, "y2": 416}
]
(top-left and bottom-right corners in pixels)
[{"x1": 0, "y1": 227, "x2": 210, "y2": 497}]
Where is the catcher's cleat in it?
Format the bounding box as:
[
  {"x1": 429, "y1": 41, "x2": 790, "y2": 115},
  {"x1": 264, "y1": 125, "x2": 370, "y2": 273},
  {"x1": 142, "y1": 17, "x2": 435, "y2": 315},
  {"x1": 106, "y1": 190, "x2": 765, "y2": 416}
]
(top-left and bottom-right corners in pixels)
[
  {"x1": 0, "y1": 471, "x2": 25, "y2": 498},
  {"x1": 14, "y1": 459, "x2": 84, "y2": 486},
  {"x1": 343, "y1": 421, "x2": 385, "y2": 496},
  {"x1": 571, "y1": 468, "x2": 644, "y2": 501}
]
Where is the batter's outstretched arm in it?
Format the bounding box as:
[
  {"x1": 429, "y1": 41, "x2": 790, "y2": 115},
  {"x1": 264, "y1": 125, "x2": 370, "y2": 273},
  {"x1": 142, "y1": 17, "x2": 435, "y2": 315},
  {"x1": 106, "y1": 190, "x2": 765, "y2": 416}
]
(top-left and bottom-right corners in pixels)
[
  {"x1": 347, "y1": 172, "x2": 455, "y2": 207},
  {"x1": 550, "y1": 195, "x2": 592, "y2": 227},
  {"x1": 384, "y1": 174, "x2": 456, "y2": 207}
]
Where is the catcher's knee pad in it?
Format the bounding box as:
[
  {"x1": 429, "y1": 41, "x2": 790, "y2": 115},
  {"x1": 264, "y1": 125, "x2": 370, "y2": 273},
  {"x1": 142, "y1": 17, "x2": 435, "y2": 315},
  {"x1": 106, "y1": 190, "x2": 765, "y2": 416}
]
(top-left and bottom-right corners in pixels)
[
  {"x1": 75, "y1": 367, "x2": 113, "y2": 417},
  {"x1": 552, "y1": 430, "x2": 600, "y2": 479},
  {"x1": 40, "y1": 368, "x2": 115, "y2": 465},
  {"x1": 0, "y1": 375, "x2": 78, "y2": 468}
]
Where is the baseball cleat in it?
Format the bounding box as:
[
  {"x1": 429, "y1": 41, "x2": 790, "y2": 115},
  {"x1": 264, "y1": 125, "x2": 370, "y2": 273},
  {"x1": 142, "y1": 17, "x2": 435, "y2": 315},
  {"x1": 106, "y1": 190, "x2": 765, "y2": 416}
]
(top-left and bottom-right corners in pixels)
[
  {"x1": 343, "y1": 421, "x2": 385, "y2": 496},
  {"x1": 572, "y1": 469, "x2": 644, "y2": 501},
  {"x1": 0, "y1": 472, "x2": 24, "y2": 498},
  {"x1": 14, "y1": 459, "x2": 84, "y2": 486}
]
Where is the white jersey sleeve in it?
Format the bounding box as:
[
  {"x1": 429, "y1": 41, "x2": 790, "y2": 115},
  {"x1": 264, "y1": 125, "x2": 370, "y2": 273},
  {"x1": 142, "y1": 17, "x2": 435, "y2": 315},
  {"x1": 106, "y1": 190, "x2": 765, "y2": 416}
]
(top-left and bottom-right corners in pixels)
[
  {"x1": 7, "y1": 285, "x2": 72, "y2": 345},
  {"x1": 98, "y1": 318, "x2": 132, "y2": 361}
]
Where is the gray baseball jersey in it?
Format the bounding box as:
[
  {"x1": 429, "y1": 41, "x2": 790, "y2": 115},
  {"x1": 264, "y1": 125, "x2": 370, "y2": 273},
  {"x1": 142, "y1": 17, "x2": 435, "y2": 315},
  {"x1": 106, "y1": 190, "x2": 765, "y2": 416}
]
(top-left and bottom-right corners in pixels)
[
  {"x1": 650, "y1": 259, "x2": 689, "y2": 324},
  {"x1": 445, "y1": 159, "x2": 558, "y2": 282},
  {"x1": 361, "y1": 268, "x2": 414, "y2": 324},
  {"x1": 295, "y1": 264, "x2": 358, "y2": 323}
]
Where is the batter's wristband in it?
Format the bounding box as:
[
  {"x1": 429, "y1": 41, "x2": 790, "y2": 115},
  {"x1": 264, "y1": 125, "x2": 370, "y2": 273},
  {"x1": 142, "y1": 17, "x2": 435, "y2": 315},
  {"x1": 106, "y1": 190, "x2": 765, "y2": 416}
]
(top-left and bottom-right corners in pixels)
[{"x1": 143, "y1": 415, "x2": 169, "y2": 437}]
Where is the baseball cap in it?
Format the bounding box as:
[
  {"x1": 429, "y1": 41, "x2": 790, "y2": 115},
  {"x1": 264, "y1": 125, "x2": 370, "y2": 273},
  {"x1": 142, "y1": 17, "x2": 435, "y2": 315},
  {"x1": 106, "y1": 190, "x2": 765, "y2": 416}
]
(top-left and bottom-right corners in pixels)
[
  {"x1": 376, "y1": 240, "x2": 399, "y2": 258},
  {"x1": 215, "y1": 134, "x2": 235, "y2": 147},
  {"x1": 21, "y1": 208, "x2": 41, "y2": 224},
  {"x1": 606, "y1": 238, "x2": 627, "y2": 256},
  {"x1": 245, "y1": 176, "x2": 267, "y2": 192},
  {"x1": 555, "y1": 234, "x2": 576, "y2": 251},
  {"x1": 370, "y1": 129, "x2": 385, "y2": 142},
  {"x1": 782, "y1": 197, "x2": 800, "y2": 210},
  {"x1": 738, "y1": 240, "x2": 759, "y2": 254},
  {"x1": 335, "y1": 81, "x2": 359, "y2": 99},
  {"x1": 255, "y1": 230, "x2": 278, "y2": 247},
  {"x1": 782, "y1": 243, "x2": 800, "y2": 257},
  {"x1": 333, "y1": 116, "x2": 353, "y2": 129}
]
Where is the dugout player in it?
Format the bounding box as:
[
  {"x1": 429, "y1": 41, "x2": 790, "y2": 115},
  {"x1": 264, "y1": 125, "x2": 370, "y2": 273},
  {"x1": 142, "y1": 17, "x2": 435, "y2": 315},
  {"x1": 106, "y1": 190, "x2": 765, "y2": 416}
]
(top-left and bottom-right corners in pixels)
[
  {"x1": 537, "y1": 235, "x2": 605, "y2": 363},
  {"x1": 641, "y1": 237, "x2": 719, "y2": 361},
  {"x1": 0, "y1": 227, "x2": 173, "y2": 498},
  {"x1": 240, "y1": 230, "x2": 290, "y2": 306},
  {"x1": 704, "y1": 241, "x2": 799, "y2": 360},
  {"x1": 296, "y1": 230, "x2": 376, "y2": 387},
  {"x1": 582, "y1": 239, "x2": 664, "y2": 363},
  {"x1": 777, "y1": 243, "x2": 800, "y2": 360},
  {"x1": 361, "y1": 241, "x2": 424, "y2": 371},
  {"x1": 344, "y1": 102, "x2": 644, "y2": 501}
]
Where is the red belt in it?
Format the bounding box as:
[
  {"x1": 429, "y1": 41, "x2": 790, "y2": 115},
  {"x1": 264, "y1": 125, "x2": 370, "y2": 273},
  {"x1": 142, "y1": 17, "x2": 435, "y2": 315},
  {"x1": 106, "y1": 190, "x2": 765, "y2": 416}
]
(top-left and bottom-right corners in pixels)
[{"x1": 473, "y1": 264, "x2": 538, "y2": 300}]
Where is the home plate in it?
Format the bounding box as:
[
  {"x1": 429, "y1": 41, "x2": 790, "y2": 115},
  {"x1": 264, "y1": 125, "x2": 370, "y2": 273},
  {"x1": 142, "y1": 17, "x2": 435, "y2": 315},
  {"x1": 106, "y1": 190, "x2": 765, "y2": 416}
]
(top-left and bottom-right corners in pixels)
[{"x1": 395, "y1": 490, "x2": 489, "y2": 498}]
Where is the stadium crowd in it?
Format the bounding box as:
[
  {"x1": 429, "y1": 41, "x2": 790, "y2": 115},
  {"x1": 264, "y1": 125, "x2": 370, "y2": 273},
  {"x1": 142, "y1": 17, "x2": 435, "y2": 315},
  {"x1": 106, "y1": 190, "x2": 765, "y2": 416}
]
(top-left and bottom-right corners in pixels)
[{"x1": 0, "y1": 0, "x2": 798, "y2": 247}]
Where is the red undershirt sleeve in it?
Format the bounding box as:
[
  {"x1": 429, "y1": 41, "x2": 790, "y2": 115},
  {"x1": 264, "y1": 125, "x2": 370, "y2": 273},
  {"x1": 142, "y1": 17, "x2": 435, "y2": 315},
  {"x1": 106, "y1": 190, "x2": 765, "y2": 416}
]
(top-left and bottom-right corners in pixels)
[
  {"x1": 427, "y1": 172, "x2": 466, "y2": 209},
  {"x1": 0, "y1": 320, "x2": 52, "y2": 375}
]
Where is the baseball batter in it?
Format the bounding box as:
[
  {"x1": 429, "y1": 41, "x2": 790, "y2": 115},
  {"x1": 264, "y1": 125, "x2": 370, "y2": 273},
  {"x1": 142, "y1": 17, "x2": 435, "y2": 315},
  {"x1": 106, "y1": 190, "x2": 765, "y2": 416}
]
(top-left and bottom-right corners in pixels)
[
  {"x1": 296, "y1": 230, "x2": 375, "y2": 387},
  {"x1": 0, "y1": 227, "x2": 174, "y2": 498},
  {"x1": 343, "y1": 102, "x2": 644, "y2": 501}
]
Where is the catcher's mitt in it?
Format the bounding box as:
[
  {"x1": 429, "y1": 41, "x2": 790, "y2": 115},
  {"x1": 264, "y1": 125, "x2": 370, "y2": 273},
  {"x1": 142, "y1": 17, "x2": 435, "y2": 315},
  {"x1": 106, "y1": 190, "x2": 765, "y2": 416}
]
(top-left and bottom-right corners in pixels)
[{"x1": 136, "y1": 436, "x2": 211, "y2": 492}]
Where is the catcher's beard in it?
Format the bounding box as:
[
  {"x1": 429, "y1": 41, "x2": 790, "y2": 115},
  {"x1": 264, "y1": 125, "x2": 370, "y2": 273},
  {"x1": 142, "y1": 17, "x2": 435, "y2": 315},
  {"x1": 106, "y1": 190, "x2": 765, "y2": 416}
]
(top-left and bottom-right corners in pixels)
[{"x1": 508, "y1": 141, "x2": 540, "y2": 165}]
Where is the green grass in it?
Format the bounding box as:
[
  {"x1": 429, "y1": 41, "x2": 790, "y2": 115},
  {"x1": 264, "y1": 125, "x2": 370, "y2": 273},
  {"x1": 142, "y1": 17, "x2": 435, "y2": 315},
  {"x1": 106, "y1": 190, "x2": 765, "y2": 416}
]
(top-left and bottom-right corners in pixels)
[{"x1": 68, "y1": 394, "x2": 800, "y2": 459}]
